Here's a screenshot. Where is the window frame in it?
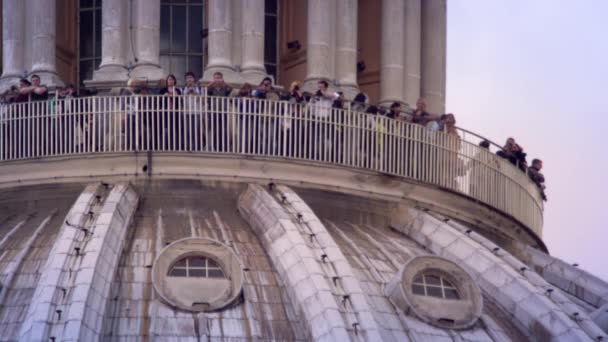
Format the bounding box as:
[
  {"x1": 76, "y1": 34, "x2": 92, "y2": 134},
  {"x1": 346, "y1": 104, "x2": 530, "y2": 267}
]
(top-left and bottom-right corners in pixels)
[
  {"x1": 78, "y1": 0, "x2": 103, "y2": 87},
  {"x1": 412, "y1": 273, "x2": 460, "y2": 300},
  {"x1": 168, "y1": 255, "x2": 225, "y2": 278},
  {"x1": 264, "y1": 0, "x2": 279, "y2": 80},
  {"x1": 160, "y1": 0, "x2": 206, "y2": 84}
]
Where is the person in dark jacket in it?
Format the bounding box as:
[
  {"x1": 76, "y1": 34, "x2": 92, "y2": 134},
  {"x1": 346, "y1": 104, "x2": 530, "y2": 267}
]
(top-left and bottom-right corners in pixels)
[{"x1": 528, "y1": 158, "x2": 547, "y2": 201}]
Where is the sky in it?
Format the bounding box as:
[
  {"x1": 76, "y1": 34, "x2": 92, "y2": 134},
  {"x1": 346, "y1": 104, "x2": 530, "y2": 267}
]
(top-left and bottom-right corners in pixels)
[{"x1": 446, "y1": 0, "x2": 608, "y2": 281}]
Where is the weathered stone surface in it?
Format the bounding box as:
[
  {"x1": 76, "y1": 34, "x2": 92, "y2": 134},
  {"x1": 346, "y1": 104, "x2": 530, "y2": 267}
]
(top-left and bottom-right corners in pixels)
[{"x1": 1, "y1": 180, "x2": 606, "y2": 341}]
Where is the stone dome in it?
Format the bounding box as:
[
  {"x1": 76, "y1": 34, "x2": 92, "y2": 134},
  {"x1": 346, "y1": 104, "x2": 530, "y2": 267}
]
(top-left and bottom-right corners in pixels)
[{"x1": 0, "y1": 179, "x2": 606, "y2": 341}]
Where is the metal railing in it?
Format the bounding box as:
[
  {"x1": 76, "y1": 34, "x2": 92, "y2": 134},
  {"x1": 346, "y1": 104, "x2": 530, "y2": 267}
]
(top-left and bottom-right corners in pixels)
[{"x1": 0, "y1": 94, "x2": 543, "y2": 232}]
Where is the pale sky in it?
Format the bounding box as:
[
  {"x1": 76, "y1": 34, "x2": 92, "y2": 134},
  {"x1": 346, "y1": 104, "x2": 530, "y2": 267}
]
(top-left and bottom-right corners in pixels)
[{"x1": 447, "y1": 0, "x2": 608, "y2": 280}]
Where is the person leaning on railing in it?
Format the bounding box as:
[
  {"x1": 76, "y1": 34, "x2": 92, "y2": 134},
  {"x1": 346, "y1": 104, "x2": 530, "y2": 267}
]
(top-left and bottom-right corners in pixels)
[
  {"x1": 496, "y1": 137, "x2": 528, "y2": 173},
  {"x1": 205, "y1": 72, "x2": 233, "y2": 151},
  {"x1": 283, "y1": 81, "x2": 306, "y2": 156},
  {"x1": 237, "y1": 83, "x2": 255, "y2": 154},
  {"x1": 19, "y1": 74, "x2": 49, "y2": 102},
  {"x1": 159, "y1": 75, "x2": 182, "y2": 149},
  {"x1": 181, "y1": 71, "x2": 202, "y2": 151},
  {"x1": 528, "y1": 158, "x2": 547, "y2": 201}
]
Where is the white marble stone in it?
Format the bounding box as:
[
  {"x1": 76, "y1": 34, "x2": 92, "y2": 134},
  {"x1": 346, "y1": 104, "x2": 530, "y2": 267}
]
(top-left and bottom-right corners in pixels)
[
  {"x1": 0, "y1": 0, "x2": 25, "y2": 90},
  {"x1": 91, "y1": 0, "x2": 129, "y2": 84},
  {"x1": 335, "y1": 0, "x2": 358, "y2": 96},
  {"x1": 29, "y1": 0, "x2": 63, "y2": 87},
  {"x1": 421, "y1": 0, "x2": 447, "y2": 114},
  {"x1": 240, "y1": 0, "x2": 267, "y2": 84},
  {"x1": 130, "y1": 0, "x2": 164, "y2": 80},
  {"x1": 379, "y1": 0, "x2": 406, "y2": 106},
  {"x1": 403, "y1": 0, "x2": 422, "y2": 106},
  {"x1": 303, "y1": 0, "x2": 336, "y2": 91},
  {"x1": 203, "y1": 0, "x2": 240, "y2": 83}
]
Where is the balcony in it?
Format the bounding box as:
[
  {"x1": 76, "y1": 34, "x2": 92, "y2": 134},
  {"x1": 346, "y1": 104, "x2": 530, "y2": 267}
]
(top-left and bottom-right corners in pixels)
[{"x1": 0, "y1": 94, "x2": 544, "y2": 245}]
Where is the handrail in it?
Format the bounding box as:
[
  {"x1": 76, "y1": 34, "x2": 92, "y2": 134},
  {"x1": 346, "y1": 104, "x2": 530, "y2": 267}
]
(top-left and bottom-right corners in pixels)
[{"x1": 0, "y1": 94, "x2": 543, "y2": 233}]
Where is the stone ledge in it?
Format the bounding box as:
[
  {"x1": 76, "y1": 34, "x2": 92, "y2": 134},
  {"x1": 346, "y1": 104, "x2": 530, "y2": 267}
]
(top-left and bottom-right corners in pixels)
[{"x1": 0, "y1": 152, "x2": 546, "y2": 252}]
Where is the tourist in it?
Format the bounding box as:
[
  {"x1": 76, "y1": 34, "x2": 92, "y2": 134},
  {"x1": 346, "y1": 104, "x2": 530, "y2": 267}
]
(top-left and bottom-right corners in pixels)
[
  {"x1": 206, "y1": 72, "x2": 232, "y2": 151},
  {"x1": 19, "y1": 74, "x2": 48, "y2": 101},
  {"x1": 352, "y1": 92, "x2": 367, "y2": 112},
  {"x1": 182, "y1": 72, "x2": 201, "y2": 151},
  {"x1": 159, "y1": 75, "x2": 181, "y2": 149},
  {"x1": 528, "y1": 158, "x2": 547, "y2": 200},
  {"x1": 387, "y1": 102, "x2": 403, "y2": 120},
  {"x1": 237, "y1": 83, "x2": 255, "y2": 154},
  {"x1": 309, "y1": 80, "x2": 336, "y2": 159},
  {"x1": 160, "y1": 74, "x2": 181, "y2": 96},
  {"x1": 411, "y1": 97, "x2": 432, "y2": 126},
  {"x1": 182, "y1": 71, "x2": 200, "y2": 96},
  {"x1": 497, "y1": 137, "x2": 527, "y2": 171},
  {"x1": 253, "y1": 77, "x2": 273, "y2": 99},
  {"x1": 206, "y1": 72, "x2": 232, "y2": 97},
  {"x1": 468, "y1": 140, "x2": 501, "y2": 201}
]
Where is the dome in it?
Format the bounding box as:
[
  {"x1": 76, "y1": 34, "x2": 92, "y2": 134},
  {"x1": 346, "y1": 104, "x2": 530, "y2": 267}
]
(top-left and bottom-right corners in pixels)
[{"x1": 0, "y1": 179, "x2": 605, "y2": 341}]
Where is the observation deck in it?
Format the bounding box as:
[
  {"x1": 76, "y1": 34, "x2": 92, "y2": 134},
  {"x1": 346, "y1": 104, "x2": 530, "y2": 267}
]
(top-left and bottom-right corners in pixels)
[{"x1": 0, "y1": 95, "x2": 545, "y2": 250}]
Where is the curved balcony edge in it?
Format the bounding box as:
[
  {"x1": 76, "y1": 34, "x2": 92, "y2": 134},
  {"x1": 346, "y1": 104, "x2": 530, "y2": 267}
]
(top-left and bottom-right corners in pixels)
[{"x1": 0, "y1": 152, "x2": 547, "y2": 253}]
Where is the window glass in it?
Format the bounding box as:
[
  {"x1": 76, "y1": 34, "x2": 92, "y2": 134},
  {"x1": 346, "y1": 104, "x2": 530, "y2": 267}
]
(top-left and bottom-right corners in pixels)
[
  {"x1": 188, "y1": 6, "x2": 203, "y2": 52},
  {"x1": 160, "y1": 5, "x2": 171, "y2": 52},
  {"x1": 264, "y1": 3, "x2": 278, "y2": 79},
  {"x1": 168, "y1": 256, "x2": 226, "y2": 278},
  {"x1": 265, "y1": 0, "x2": 277, "y2": 14},
  {"x1": 80, "y1": 11, "x2": 94, "y2": 58},
  {"x1": 411, "y1": 273, "x2": 460, "y2": 300},
  {"x1": 79, "y1": 0, "x2": 102, "y2": 85},
  {"x1": 94, "y1": 8, "x2": 102, "y2": 55},
  {"x1": 172, "y1": 6, "x2": 187, "y2": 52},
  {"x1": 160, "y1": 1, "x2": 204, "y2": 82}
]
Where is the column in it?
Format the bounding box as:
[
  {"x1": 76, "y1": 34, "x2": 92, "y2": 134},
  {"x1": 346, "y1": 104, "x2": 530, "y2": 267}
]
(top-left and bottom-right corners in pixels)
[
  {"x1": 0, "y1": 0, "x2": 26, "y2": 90},
  {"x1": 379, "y1": 0, "x2": 405, "y2": 106},
  {"x1": 403, "y1": 0, "x2": 421, "y2": 107},
  {"x1": 30, "y1": 0, "x2": 63, "y2": 87},
  {"x1": 131, "y1": 0, "x2": 164, "y2": 80},
  {"x1": 203, "y1": 0, "x2": 239, "y2": 82},
  {"x1": 240, "y1": 0, "x2": 266, "y2": 84},
  {"x1": 91, "y1": 0, "x2": 129, "y2": 84},
  {"x1": 335, "y1": 0, "x2": 358, "y2": 97},
  {"x1": 303, "y1": 0, "x2": 335, "y2": 91},
  {"x1": 421, "y1": 0, "x2": 447, "y2": 114}
]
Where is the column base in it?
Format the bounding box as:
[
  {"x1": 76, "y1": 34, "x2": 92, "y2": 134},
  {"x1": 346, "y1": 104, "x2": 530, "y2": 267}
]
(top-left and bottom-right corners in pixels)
[
  {"x1": 241, "y1": 68, "x2": 271, "y2": 86},
  {"x1": 302, "y1": 77, "x2": 333, "y2": 94},
  {"x1": 0, "y1": 74, "x2": 24, "y2": 92},
  {"x1": 129, "y1": 62, "x2": 165, "y2": 83},
  {"x1": 29, "y1": 71, "x2": 64, "y2": 90},
  {"x1": 202, "y1": 67, "x2": 242, "y2": 85},
  {"x1": 335, "y1": 83, "x2": 360, "y2": 100},
  {"x1": 84, "y1": 65, "x2": 130, "y2": 93},
  {"x1": 377, "y1": 98, "x2": 408, "y2": 109}
]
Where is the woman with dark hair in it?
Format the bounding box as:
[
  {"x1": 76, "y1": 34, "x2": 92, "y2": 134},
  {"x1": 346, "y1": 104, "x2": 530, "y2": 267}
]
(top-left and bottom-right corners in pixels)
[
  {"x1": 237, "y1": 83, "x2": 255, "y2": 154},
  {"x1": 159, "y1": 75, "x2": 182, "y2": 150}
]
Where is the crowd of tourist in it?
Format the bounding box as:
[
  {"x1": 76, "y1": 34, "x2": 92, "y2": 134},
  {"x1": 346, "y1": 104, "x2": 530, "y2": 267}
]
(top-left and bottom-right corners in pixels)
[{"x1": 0, "y1": 72, "x2": 547, "y2": 200}]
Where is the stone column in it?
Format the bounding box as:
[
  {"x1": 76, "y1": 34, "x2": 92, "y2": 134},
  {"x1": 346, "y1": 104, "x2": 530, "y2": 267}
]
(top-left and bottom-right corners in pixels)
[
  {"x1": 403, "y1": 0, "x2": 421, "y2": 107},
  {"x1": 130, "y1": 0, "x2": 164, "y2": 81},
  {"x1": 203, "y1": 0, "x2": 239, "y2": 83},
  {"x1": 335, "y1": 0, "x2": 358, "y2": 97},
  {"x1": 0, "y1": 0, "x2": 26, "y2": 90},
  {"x1": 240, "y1": 0, "x2": 266, "y2": 84},
  {"x1": 379, "y1": 0, "x2": 405, "y2": 106},
  {"x1": 303, "y1": 0, "x2": 335, "y2": 92},
  {"x1": 91, "y1": 0, "x2": 129, "y2": 85},
  {"x1": 421, "y1": 0, "x2": 447, "y2": 114},
  {"x1": 30, "y1": 0, "x2": 63, "y2": 87}
]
